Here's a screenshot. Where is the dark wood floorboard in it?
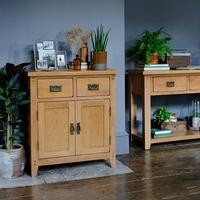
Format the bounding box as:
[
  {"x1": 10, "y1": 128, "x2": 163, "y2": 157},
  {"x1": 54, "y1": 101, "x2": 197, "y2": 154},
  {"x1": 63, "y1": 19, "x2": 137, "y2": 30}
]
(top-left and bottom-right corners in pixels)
[{"x1": 1, "y1": 141, "x2": 200, "y2": 200}]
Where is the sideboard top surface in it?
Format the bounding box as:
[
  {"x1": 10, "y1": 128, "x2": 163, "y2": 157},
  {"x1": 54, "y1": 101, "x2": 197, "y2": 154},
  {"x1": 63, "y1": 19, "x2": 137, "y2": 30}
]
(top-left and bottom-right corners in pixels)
[
  {"x1": 28, "y1": 69, "x2": 117, "y2": 77},
  {"x1": 127, "y1": 69, "x2": 200, "y2": 76}
]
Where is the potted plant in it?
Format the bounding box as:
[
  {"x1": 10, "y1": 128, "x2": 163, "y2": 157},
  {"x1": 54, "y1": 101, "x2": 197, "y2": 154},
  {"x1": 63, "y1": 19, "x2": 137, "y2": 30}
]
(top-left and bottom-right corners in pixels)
[
  {"x1": 91, "y1": 24, "x2": 110, "y2": 70},
  {"x1": 153, "y1": 106, "x2": 171, "y2": 129},
  {"x1": 126, "y1": 27, "x2": 172, "y2": 65},
  {"x1": 0, "y1": 63, "x2": 30, "y2": 178}
]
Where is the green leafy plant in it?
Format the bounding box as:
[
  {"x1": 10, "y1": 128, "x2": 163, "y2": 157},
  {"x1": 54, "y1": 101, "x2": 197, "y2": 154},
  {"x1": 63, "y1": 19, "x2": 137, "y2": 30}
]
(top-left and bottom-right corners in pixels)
[
  {"x1": 126, "y1": 27, "x2": 172, "y2": 64},
  {"x1": 91, "y1": 24, "x2": 111, "y2": 52},
  {"x1": 0, "y1": 63, "x2": 30, "y2": 150},
  {"x1": 153, "y1": 107, "x2": 171, "y2": 127}
]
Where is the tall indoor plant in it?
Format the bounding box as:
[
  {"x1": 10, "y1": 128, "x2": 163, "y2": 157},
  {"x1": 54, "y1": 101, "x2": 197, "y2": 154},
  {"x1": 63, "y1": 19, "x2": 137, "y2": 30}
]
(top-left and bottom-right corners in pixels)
[
  {"x1": 0, "y1": 63, "x2": 30, "y2": 178},
  {"x1": 126, "y1": 27, "x2": 172, "y2": 65},
  {"x1": 91, "y1": 24, "x2": 110, "y2": 70}
]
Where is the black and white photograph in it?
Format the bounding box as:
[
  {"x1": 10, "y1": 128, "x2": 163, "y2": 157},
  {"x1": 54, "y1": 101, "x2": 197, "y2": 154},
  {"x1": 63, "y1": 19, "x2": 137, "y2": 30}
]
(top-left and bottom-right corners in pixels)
[
  {"x1": 37, "y1": 60, "x2": 48, "y2": 70},
  {"x1": 34, "y1": 40, "x2": 57, "y2": 71},
  {"x1": 56, "y1": 51, "x2": 67, "y2": 70},
  {"x1": 43, "y1": 40, "x2": 54, "y2": 50}
]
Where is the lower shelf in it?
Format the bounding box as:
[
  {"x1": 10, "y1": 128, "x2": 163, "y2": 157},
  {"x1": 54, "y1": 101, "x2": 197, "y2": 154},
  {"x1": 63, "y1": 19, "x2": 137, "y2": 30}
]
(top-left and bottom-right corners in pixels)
[
  {"x1": 132, "y1": 130, "x2": 200, "y2": 144},
  {"x1": 151, "y1": 130, "x2": 200, "y2": 144}
]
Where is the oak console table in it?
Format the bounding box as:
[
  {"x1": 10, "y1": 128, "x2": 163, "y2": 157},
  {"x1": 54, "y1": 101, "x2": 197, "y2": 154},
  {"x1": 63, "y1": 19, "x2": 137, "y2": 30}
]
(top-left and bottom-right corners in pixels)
[{"x1": 128, "y1": 69, "x2": 200, "y2": 150}]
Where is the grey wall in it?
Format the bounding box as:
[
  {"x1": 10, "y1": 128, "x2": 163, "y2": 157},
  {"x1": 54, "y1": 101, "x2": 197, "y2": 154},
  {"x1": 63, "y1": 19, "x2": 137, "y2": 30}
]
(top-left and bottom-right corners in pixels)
[
  {"x1": 0, "y1": 0, "x2": 129, "y2": 155},
  {"x1": 125, "y1": 0, "x2": 200, "y2": 68}
]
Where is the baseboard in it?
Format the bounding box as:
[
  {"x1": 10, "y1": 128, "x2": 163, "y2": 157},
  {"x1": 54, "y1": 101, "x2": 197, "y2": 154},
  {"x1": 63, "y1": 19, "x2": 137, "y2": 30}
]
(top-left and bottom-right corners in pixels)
[{"x1": 116, "y1": 131, "x2": 129, "y2": 155}]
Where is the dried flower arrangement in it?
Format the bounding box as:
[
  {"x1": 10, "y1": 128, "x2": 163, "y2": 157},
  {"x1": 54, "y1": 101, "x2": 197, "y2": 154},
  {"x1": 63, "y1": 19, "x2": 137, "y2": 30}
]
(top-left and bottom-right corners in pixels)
[{"x1": 65, "y1": 27, "x2": 91, "y2": 55}]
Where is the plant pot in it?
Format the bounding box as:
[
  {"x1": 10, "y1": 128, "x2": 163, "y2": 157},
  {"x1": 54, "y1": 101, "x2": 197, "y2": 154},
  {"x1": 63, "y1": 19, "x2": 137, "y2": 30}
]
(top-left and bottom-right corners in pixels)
[
  {"x1": 149, "y1": 54, "x2": 159, "y2": 64},
  {"x1": 91, "y1": 51, "x2": 107, "y2": 70},
  {"x1": 0, "y1": 144, "x2": 26, "y2": 178}
]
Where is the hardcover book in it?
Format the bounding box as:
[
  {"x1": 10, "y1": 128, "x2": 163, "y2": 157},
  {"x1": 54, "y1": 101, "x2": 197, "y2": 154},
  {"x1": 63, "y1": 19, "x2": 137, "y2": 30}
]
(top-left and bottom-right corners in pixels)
[
  {"x1": 153, "y1": 133, "x2": 172, "y2": 138},
  {"x1": 151, "y1": 128, "x2": 172, "y2": 135}
]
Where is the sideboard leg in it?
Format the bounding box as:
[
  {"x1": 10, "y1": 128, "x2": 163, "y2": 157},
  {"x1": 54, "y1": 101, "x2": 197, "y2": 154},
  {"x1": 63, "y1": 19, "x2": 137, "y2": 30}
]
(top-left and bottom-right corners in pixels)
[
  {"x1": 31, "y1": 162, "x2": 38, "y2": 177},
  {"x1": 143, "y1": 76, "x2": 151, "y2": 150}
]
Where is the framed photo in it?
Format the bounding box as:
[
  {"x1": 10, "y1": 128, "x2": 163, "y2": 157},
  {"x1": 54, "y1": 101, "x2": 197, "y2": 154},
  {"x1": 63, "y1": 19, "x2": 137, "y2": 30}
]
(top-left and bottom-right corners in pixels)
[
  {"x1": 56, "y1": 51, "x2": 67, "y2": 70},
  {"x1": 34, "y1": 40, "x2": 57, "y2": 71}
]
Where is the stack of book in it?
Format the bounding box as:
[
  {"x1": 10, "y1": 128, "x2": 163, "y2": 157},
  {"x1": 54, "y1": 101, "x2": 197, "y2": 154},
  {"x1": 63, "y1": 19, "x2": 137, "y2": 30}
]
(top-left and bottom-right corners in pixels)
[
  {"x1": 136, "y1": 64, "x2": 170, "y2": 71},
  {"x1": 151, "y1": 128, "x2": 172, "y2": 138}
]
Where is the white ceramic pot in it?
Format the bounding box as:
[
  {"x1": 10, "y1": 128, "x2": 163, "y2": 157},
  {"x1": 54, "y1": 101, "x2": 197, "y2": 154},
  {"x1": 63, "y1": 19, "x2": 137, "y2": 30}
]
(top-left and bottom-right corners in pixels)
[{"x1": 0, "y1": 144, "x2": 25, "y2": 178}]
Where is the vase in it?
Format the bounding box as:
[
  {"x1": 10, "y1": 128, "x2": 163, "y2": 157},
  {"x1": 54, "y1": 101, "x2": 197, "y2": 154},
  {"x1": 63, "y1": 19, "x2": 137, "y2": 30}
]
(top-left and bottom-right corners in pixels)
[
  {"x1": 80, "y1": 42, "x2": 88, "y2": 63},
  {"x1": 73, "y1": 55, "x2": 81, "y2": 70}
]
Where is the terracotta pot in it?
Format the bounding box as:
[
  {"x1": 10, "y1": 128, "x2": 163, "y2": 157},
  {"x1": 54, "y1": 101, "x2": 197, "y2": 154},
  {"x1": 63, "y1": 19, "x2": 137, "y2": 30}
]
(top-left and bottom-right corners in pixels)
[
  {"x1": 149, "y1": 54, "x2": 159, "y2": 64},
  {"x1": 91, "y1": 51, "x2": 107, "y2": 70},
  {"x1": 0, "y1": 144, "x2": 26, "y2": 178}
]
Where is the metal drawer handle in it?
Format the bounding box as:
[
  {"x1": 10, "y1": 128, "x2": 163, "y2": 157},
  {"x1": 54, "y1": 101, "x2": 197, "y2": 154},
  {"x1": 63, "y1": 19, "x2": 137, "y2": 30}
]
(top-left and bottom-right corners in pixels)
[
  {"x1": 70, "y1": 123, "x2": 75, "y2": 135},
  {"x1": 166, "y1": 81, "x2": 175, "y2": 87},
  {"x1": 88, "y1": 84, "x2": 99, "y2": 91},
  {"x1": 76, "y1": 123, "x2": 81, "y2": 134},
  {"x1": 49, "y1": 85, "x2": 62, "y2": 92}
]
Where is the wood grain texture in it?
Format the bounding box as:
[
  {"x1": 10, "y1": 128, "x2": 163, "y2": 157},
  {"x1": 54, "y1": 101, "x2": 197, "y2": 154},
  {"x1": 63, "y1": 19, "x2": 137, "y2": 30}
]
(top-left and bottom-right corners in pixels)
[
  {"x1": 28, "y1": 70, "x2": 117, "y2": 176},
  {"x1": 2, "y1": 142, "x2": 200, "y2": 200},
  {"x1": 128, "y1": 69, "x2": 200, "y2": 149}
]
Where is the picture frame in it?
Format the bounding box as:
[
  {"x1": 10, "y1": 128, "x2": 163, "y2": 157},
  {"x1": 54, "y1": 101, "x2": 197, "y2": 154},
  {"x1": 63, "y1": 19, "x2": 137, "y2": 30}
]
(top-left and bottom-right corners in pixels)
[
  {"x1": 34, "y1": 40, "x2": 57, "y2": 71},
  {"x1": 56, "y1": 51, "x2": 67, "y2": 70}
]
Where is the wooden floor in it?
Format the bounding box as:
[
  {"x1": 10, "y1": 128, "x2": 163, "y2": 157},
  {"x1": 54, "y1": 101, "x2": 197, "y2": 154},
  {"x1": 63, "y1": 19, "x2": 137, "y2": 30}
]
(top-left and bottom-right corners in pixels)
[{"x1": 1, "y1": 141, "x2": 200, "y2": 200}]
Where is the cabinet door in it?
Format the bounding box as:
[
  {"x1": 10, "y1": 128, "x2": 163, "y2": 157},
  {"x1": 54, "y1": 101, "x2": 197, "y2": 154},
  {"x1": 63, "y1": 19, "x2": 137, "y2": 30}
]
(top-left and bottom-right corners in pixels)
[
  {"x1": 76, "y1": 100, "x2": 110, "y2": 155},
  {"x1": 38, "y1": 101, "x2": 75, "y2": 159}
]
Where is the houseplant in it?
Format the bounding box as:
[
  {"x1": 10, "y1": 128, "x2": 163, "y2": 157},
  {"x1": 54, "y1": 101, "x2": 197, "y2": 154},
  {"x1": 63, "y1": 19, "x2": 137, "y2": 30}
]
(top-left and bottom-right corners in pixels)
[
  {"x1": 126, "y1": 27, "x2": 172, "y2": 65},
  {"x1": 153, "y1": 107, "x2": 171, "y2": 129},
  {"x1": 91, "y1": 24, "x2": 110, "y2": 70},
  {"x1": 0, "y1": 62, "x2": 30, "y2": 178}
]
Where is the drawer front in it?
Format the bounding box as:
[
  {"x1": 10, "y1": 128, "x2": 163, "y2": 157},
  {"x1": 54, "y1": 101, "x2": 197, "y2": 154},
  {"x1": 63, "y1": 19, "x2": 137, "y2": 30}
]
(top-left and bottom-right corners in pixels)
[
  {"x1": 76, "y1": 77, "x2": 110, "y2": 96},
  {"x1": 37, "y1": 78, "x2": 73, "y2": 98},
  {"x1": 152, "y1": 76, "x2": 187, "y2": 93},
  {"x1": 189, "y1": 75, "x2": 200, "y2": 90}
]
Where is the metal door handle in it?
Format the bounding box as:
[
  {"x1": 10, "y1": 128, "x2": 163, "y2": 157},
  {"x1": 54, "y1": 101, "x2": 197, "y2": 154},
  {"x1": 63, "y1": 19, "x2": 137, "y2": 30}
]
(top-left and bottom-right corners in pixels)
[
  {"x1": 70, "y1": 123, "x2": 75, "y2": 135},
  {"x1": 76, "y1": 123, "x2": 81, "y2": 134}
]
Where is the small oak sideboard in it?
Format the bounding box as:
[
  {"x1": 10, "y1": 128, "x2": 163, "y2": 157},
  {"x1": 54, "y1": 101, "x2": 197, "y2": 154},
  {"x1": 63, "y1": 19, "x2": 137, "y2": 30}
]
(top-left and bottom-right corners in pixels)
[
  {"x1": 28, "y1": 70, "x2": 117, "y2": 176},
  {"x1": 128, "y1": 69, "x2": 200, "y2": 150}
]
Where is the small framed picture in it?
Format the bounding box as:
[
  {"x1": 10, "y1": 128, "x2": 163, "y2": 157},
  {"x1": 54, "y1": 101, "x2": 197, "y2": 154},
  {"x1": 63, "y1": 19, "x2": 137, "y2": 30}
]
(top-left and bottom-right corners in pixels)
[
  {"x1": 34, "y1": 40, "x2": 57, "y2": 71},
  {"x1": 56, "y1": 51, "x2": 67, "y2": 70}
]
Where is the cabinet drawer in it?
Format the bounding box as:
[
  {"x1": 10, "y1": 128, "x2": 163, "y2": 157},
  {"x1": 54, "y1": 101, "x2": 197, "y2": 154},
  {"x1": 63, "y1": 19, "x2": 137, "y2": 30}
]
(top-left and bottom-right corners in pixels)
[
  {"x1": 189, "y1": 75, "x2": 200, "y2": 90},
  {"x1": 76, "y1": 77, "x2": 110, "y2": 96},
  {"x1": 37, "y1": 78, "x2": 73, "y2": 98},
  {"x1": 152, "y1": 76, "x2": 187, "y2": 93}
]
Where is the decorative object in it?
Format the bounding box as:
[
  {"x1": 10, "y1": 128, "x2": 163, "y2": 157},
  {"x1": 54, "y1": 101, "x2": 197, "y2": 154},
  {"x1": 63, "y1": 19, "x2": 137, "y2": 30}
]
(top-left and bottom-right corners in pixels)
[
  {"x1": 81, "y1": 62, "x2": 88, "y2": 70},
  {"x1": 0, "y1": 63, "x2": 30, "y2": 178},
  {"x1": 0, "y1": 144, "x2": 25, "y2": 178},
  {"x1": 153, "y1": 106, "x2": 171, "y2": 129},
  {"x1": 73, "y1": 54, "x2": 81, "y2": 70},
  {"x1": 126, "y1": 27, "x2": 172, "y2": 64},
  {"x1": 56, "y1": 51, "x2": 67, "y2": 70},
  {"x1": 91, "y1": 24, "x2": 110, "y2": 70},
  {"x1": 191, "y1": 100, "x2": 200, "y2": 129},
  {"x1": 167, "y1": 49, "x2": 191, "y2": 68},
  {"x1": 80, "y1": 42, "x2": 89, "y2": 63},
  {"x1": 162, "y1": 121, "x2": 187, "y2": 134},
  {"x1": 65, "y1": 27, "x2": 91, "y2": 61},
  {"x1": 34, "y1": 40, "x2": 57, "y2": 71}
]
